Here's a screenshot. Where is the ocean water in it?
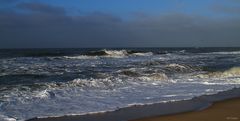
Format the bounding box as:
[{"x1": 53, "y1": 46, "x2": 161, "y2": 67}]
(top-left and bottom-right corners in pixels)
[{"x1": 0, "y1": 48, "x2": 240, "y2": 121}]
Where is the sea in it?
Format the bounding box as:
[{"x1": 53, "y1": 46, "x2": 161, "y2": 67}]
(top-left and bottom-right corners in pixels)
[{"x1": 0, "y1": 47, "x2": 240, "y2": 121}]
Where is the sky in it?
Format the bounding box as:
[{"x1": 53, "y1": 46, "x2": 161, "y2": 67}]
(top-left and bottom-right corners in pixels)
[{"x1": 0, "y1": 0, "x2": 240, "y2": 48}]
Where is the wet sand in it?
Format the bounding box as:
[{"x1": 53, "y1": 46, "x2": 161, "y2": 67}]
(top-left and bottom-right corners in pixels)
[{"x1": 132, "y1": 98, "x2": 240, "y2": 121}]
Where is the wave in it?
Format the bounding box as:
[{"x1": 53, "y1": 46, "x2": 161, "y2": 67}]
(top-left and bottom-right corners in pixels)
[
  {"x1": 164, "y1": 64, "x2": 201, "y2": 73},
  {"x1": 64, "y1": 77, "x2": 124, "y2": 88},
  {"x1": 63, "y1": 55, "x2": 98, "y2": 59},
  {"x1": 118, "y1": 64, "x2": 201, "y2": 79},
  {"x1": 1, "y1": 49, "x2": 194, "y2": 60},
  {"x1": 196, "y1": 67, "x2": 240, "y2": 78},
  {"x1": 118, "y1": 69, "x2": 169, "y2": 82},
  {"x1": 64, "y1": 49, "x2": 153, "y2": 59},
  {"x1": 23, "y1": 87, "x2": 240, "y2": 121},
  {"x1": 147, "y1": 73, "x2": 168, "y2": 80},
  {"x1": 0, "y1": 115, "x2": 16, "y2": 121},
  {"x1": 0, "y1": 49, "x2": 154, "y2": 58},
  {"x1": 119, "y1": 69, "x2": 141, "y2": 77},
  {"x1": 1, "y1": 73, "x2": 240, "y2": 121},
  {"x1": 83, "y1": 49, "x2": 153, "y2": 58},
  {"x1": 132, "y1": 52, "x2": 153, "y2": 56},
  {"x1": 203, "y1": 51, "x2": 240, "y2": 55},
  {"x1": 102, "y1": 50, "x2": 129, "y2": 58},
  {"x1": 0, "y1": 72, "x2": 172, "y2": 99},
  {"x1": 11, "y1": 77, "x2": 125, "y2": 91},
  {"x1": 0, "y1": 74, "x2": 173, "y2": 114},
  {"x1": 138, "y1": 73, "x2": 169, "y2": 82}
]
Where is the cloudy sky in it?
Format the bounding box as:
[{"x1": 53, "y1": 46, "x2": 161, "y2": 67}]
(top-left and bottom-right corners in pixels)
[{"x1": 0, "y1": 0, "x2": 240, "y2": 48}]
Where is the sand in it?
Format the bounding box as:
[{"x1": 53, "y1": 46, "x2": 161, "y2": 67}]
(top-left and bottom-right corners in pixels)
[{"x1": 132, "y1": 98, "x2": 240, "y2": 121}]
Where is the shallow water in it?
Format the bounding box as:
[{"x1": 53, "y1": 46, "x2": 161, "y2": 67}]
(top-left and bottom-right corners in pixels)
[{"x1": 0, "y1": 48, "x2": 240, "y2": 121}]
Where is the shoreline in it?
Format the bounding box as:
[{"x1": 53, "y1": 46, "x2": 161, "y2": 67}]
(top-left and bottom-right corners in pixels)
[
  {"x1": 27, "y1": 87, "x2": 240, "y2": 121},
  {"x1": 132, "y1": 97, "x2": 240, "y2": 121}
]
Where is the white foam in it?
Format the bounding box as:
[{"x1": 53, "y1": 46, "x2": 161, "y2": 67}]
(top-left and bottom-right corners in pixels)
[
  {"x1": 196, "y1": 67, "x2": 240, "y2": 79},
  {"x1": 166, "y1": 63, "x2": 187, "y2": 69},
  {"x1": 132, "y1": 52, "x2": 153, "y2": 56},
  {"x1": 205, "y1": 51, "x2": 240, "y2": 55},
  {"x1": 0, "y1": 115, "x2": 17, "y2": 121},
  {"x1": 64, "y1": 55, "x2": 98, "y2": 59},
  {"x1": 162, "y1": 95, "x2": 177, "y2": 97},
  {"x1": 164, "y1": 63, "x2": 199, "y2": 72},
  {"x1": 146, "y1": 73, "x2": 168, "y2": 81},
  {"x1": 35, "y1": 90, "x2": 50, "y2": 99},
  {"x1": 103, "y1": 50, "x2": 128, "y2": 58}
]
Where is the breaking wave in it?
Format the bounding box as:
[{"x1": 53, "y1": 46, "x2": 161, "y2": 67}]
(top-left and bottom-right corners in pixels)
[
  {"x1": 138, "y1": 73, "x2": 169, "y2": 82},
  {"x1": 118, "y1": 69, "x2": 169, "y2": 82},
  {"x1": 63, "y1": 49, "x2": 153, "y2": 59},
  {"x1": 164, "y1": 63, "x2": 201, "y2": 73},
  {"x1": 63, "y1": 55, "x2": 98, "y2": 59},
  {"x1": 99, "y1": 50, "x2": 128, "y2": 58},
  {"x1": 203, "y1": 51, "x2": 240, "y2": 55},
  {"x1": 82, "y1": 49, "x2": 153, "y2": 58},
  {"x1": 196, "y1": 67, "x2": 240, "y2": 78}
]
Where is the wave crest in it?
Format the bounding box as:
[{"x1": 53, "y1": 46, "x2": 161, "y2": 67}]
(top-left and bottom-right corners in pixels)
[
  {"x1": 165, "y1": 64, "x2": 200, "y2": 73},
  {"x1": 64, "y1": 55, "x2": 98, "y2": 59},
  {"x1": 84, "y1": 49, "x2": 153, "y2": 58},
  {"x1": 204, "y1": 51, "x2": 240, "y2": 55},
  {"x1": 145, "y1": 73, "x2": 168, "y2": 81},
  {"x1": 196, "y1": 67, "x2": 240, "y2": 78},
  {"x1": 62, "y1": 49, "x2": 154, "y2": 59}
]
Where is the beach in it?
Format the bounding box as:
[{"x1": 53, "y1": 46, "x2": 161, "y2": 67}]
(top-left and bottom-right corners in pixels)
[
  {"x1": 132, "y1": 98, "x2": 240, "y2": 121},
  {"x1": 28, "y1": 88, "x2": 240, "y2": 121},
  {"x1": 1, "y1": 0, "x2": 240, "y2": 120}
]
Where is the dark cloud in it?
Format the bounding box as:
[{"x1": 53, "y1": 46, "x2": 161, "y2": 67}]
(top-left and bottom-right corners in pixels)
[
  {"x1": 0, "y1": 3, "x2": 240, "y2": 48},
  {"x1": 0, "y1": 8, "x2": 125, "y2": 48},
  {"x1": 16, "y1": 2, "x2": 66, "y2": 14}
]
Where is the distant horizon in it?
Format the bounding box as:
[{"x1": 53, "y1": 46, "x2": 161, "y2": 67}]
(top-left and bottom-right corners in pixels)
[{"x1": 1, "y1": 46, "x2": 240, "y2": 50}]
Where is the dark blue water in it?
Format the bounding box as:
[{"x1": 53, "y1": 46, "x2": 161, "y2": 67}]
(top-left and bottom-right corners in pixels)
[{"x1": 0, "y1": 48, "x2": 240, "y2": 121}]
